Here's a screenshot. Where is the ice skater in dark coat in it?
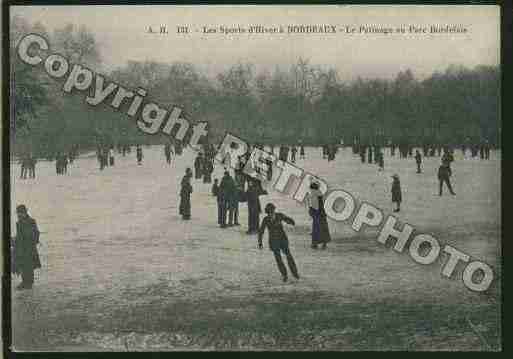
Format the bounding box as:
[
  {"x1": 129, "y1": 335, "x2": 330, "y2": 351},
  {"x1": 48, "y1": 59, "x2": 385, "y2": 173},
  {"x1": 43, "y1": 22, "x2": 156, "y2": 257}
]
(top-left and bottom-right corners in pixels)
[
  {"x1": 212, "y1": 179, "x2": 222, "y2": 225},
  {"x1": 258, "y1": 203, "x2": 299, "y2": 283},
  {"x1": 438, "y1": 163, "x2": 455, "y2": 196},
  {"x1": 415, "y1": 150, "x2": 422, "y2": 173},
  {"x1": 12, "y1": 205, "x2": 41, "y2": 290},
  {"x1": 194, "y1": 153, "x2": 204, "y2": 180},
  {"x1": 391, "y1": 174, "x2": 402, "y2": 212},
  {"x1": 179, "y1": 168, "x2": 193, "y2": 220},
  {"x1": 307, "y1": 181, "x2": 332, "y2": 249},
  {"x1": 246, "y1": 180, "x2": 266, "y2": 234},
  {"x1": 218, "y1": 171, "x2": 236, "y2": 228}
]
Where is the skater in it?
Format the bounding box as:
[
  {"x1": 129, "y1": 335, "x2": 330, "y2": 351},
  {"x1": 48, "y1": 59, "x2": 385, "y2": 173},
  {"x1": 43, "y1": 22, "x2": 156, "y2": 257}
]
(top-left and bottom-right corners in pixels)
[
  {"x1": 438, "y1": 162, "x2": 455, "y2": 196},
  {"x1": 55, "y1": 153, "x2": 60, "y2": 174},
  {"x1": 484, "y1": 140, "x2": 491, "y2": 160},
  {"x1": 300, "y1": 144, "x2": 305, "y2": 159},
  {"x1": 415, "y1": 150, "x2": 422, "y2": 173},
  {"x1": 203, "y1": 158, "x2": 214, "y2": 183},
  {"x1": 194, "y1": 153, "x2": 204, "y2": 180},
  {"x1": 101, "y1": 147, "x2": 108, "y2": 169},
  {"x1": 391, "y1": 174, "x2": 402, "y2": 212},
  {"x1": 265, "y1": 157, "x2": 273, "y2": 182},
  {"x1": 109, "y1": 147, "x2": 115, "y2": 166},
  {"x1": 136, "y1": 145, "x2": 143, "y2": 165},
  {"x1": 377, "y1": 150, "x2": 384, "y2": 171},
  {"x1": 212, "y1": 179, "x2": 222, "y2": 225},
  {"x1": 290, "y1": 146, "x2": 297, "y2": 163},
  {"x1": 360, "y1": 146, "x2": 366, "y2": 163},
  {"x1": 367, "y1": 145, "x2": 373, "y2": 164},
  {"x1": 12, "y1": 205, "x2": 41, "y2": 290},
  {"x1": 307, "y1": 181, "x2": 331, "y2": 249},
  {"x1": 246, "y1": 180, "x2": 263, "y2": 234},
  {"x1": 20, "y1": 156, "x2": 28, "y2": 179},
  {"x1": 164, "y1": 143, "x2": 172, "y2": 164},
  {"x1": 28, "y1": 154, "x2": 36, "y2": 179},
  {"x1": 219, "y1": 171, "x2": 236, "y2": 228},
  {"x1": 258, "y1": 203, "x2": 299, "y2": 282},
  {"x1": 179, "y1": 168, "x2": 193, "y2": 220},
  {"x1": 279, "y1": 145, "x2": 289, "y2": 162},
  {"x1": 229, "y1": 180, "x2": 242, "y2": 227},
  {"x1": 327, "y1": 145, "x2": 336, "y2": 162}
]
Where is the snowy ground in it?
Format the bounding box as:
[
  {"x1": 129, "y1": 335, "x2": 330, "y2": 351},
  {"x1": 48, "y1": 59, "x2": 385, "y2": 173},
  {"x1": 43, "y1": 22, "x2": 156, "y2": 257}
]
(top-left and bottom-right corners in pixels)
[{"x1": 10, "y1": 146, "x2": 501, "y2": 351}]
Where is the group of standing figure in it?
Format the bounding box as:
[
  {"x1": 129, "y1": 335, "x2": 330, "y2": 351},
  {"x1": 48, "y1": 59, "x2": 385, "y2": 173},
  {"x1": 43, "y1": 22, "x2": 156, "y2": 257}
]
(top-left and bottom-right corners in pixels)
[
  {"x1": 277, "y1": 144, "x2": 306, "y2": 163},
  {"x1": 55, "y1": 152, "x2": 70, "y2": 174},
  {"x1": 96, "y1": 145, "x2": 116, "y2": 170},
  {"x1": 194, "y1": 151, "x2": 215, "y2": 184},
  {"x1": 357, "y1": 145, "x2": 385, "y2": 170},
  {"x1": 19, "y1": 155, "x2": 37, "y2": 179}
]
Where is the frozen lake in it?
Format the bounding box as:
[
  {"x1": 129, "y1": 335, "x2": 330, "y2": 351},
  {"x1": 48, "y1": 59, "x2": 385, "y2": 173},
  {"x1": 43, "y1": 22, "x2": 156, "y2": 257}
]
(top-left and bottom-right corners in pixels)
[{"x1": 10, "y1": 146, "x2": 501, "y2": 351}]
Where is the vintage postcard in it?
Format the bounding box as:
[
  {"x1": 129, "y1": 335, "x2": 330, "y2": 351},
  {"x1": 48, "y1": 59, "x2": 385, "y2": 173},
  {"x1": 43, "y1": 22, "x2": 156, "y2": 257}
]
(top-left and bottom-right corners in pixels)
[{"x1": 4, "y1": 4, "x2": 501, "y2": 351}]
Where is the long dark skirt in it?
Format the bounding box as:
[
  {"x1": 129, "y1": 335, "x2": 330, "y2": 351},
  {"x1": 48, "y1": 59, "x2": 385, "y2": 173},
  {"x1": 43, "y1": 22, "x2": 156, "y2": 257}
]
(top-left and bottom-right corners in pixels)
[
  {"x1": 310, "y1": 208, "x2": 331, "y2": 245},
  {"x1": 179, "y1": 194, "x2": 191, "y2": 218}
]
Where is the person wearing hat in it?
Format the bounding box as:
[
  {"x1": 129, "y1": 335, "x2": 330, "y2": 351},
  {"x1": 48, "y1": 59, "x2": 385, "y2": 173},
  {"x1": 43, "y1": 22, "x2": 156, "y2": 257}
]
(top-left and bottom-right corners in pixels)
[
  {"x1": 13, "y1": 205, "x2": 41, "y2": 290},
  {"x1": 290, "y1": 146, "x2": 298, "y2": 163},
  {"x1": 391, "y1": 174, "x2": 402, "y2": 212},
  {"x1": 438, "y1": 162, "x2": 456, "y2": 196},
  {"x1": 246, "y1": 179, "x2": 266, "y2": 234},
  {"x1": 179, "y1": 168, "x2": 193, "y2": 220},
  {"x1": 218, "y1": 170, "x2": 236, "y2": 228},
  {"x1": 415, "y1": 150, "x2": 422, "y2": 173},
  {"x1": 300, "y1": 143, "x2": 305, "y2": 160},
  {"x1": 136, "y1": 144, "x2": 143, "y2": 165},
  {"x1": 258, "y1": 203, "x2": 299, "y2": 282},
  {"x1": 307, "y1": 180, "x2": 332, "y2": 249},
  {"x1": 377, "y1": 149, "x2": 384, "y2": 171}
]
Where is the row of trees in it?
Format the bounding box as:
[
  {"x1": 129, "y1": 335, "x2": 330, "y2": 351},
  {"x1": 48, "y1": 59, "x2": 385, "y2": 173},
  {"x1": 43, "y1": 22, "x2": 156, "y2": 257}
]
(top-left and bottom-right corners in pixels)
[{"x1": 11, "y1": 16, "x2": 500, "y2": 157}]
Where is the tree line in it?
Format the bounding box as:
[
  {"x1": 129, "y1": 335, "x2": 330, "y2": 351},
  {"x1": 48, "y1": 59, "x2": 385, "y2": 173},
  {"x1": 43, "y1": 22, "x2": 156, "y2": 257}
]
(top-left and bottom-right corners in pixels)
[{"x1": 11, "y1": 16, "x2": 500, "y2": 158}]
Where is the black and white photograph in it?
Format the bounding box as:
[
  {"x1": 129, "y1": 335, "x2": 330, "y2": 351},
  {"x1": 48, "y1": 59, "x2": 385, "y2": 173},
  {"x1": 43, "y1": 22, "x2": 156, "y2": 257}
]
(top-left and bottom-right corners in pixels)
[{"x1": 4, "y1": 4, "x2": 502, "y2": 351}]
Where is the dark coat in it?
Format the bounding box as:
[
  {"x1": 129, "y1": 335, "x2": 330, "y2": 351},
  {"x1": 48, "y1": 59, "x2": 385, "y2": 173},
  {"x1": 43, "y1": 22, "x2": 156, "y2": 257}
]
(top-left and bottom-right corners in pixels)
[
  {"x1": 13, "y1": 216, "x2": 41, "y2": 274},
  {"x1": 309, "y1": 196, "x2": 331, "y2": 244},
  {"x1": 258, "y1": 212, "x2": 295, "y2": 252},
  {"x1": 246, "y1": 185, "x2": 262, "y2": 214},
  {"x1": 219, "y1": 174, "x2": 236, "y2": 203},
  {"x1": 194, "y1": 156, "x2": 203, "y2": 179},
  {"x1": 179, "y1": 176, "x2": 193, "y2": 217},
  {"x1": 392, "y1": 179, "x2": 402, "y2": 203},
  {"x1": 438, "y1": 165, "x2": 452, "y2": 180}
]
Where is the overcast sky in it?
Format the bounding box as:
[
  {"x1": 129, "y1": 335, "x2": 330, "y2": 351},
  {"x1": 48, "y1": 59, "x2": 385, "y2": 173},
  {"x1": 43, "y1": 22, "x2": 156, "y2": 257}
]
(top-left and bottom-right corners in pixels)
[{"x1": 12, "y1": 5, "x2": 500, "y2": 81}]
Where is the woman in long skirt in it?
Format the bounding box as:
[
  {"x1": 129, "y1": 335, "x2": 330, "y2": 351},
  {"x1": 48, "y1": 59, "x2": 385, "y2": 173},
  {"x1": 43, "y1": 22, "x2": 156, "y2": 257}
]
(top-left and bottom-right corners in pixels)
[
  {"x1": 179, "y1": 168, "x2": 193, "y2": 220},
  {"x1": 307, "y1": 181, "x2": 332, "y2": 249}
]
